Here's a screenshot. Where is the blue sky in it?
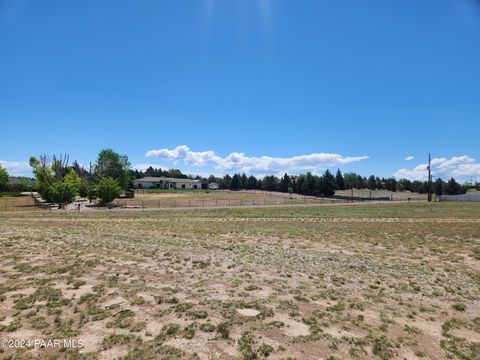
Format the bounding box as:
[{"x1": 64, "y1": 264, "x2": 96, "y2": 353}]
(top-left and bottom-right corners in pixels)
[{"x1": 1, "y1": 0, "x2": 479, "y2": 181}]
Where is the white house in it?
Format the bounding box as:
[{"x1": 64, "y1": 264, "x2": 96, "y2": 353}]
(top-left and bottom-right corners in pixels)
[{"x1": 133, "y1": 177, "x2": 202, "y2": 190}]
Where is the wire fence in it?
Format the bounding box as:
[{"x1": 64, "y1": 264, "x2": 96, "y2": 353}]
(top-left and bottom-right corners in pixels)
[
  {"x1": 111, "y1": 196, "x2": 348, "y2": 209},
  {"x1": 0, "y1": 190, "x2": 428, "y2": 212},
  {"x1": 0, "y1": 198, "x2": 38, "y2": 212}
]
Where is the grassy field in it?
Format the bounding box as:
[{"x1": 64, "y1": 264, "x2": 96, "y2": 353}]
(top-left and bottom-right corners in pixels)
[{"x1": 0, "y1": 203, "x2": 479, "y2": 359}]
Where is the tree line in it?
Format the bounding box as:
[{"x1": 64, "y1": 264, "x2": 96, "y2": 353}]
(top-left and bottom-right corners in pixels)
[
  {"x1": 0, "y1": 149, "x2": 476, "y2": 205},
  {"x1": 203, "y1": 169, "x2": 471, "y2": 196}
]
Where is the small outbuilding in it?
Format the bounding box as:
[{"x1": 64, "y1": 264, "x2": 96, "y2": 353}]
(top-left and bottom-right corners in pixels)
[{"x1": 208, "y1": 182, "x2": 220, "y2": 190}]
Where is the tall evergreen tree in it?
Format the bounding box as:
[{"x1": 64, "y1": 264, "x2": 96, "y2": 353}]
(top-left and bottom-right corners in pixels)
[
  {"x1": 444, "y1": 178, "x2": 461, "y2": 195},
  {"x1": 335, "y1": 169, "x2": 345, "y2": 190},
  {"x1": 221, "y1": 175, "x2": 232, "y2": 189},
  {"x1": 368, "y1": 175, "x2": 376, "y2": 189},
  {"x1": 434, "y1": 178, "x2": 444, "y2": 196},
  {"x1": 240, "y1": 173, "x2": 248, "y2": 189},
  {"x1": 279, "y1": 173, "x2": 291, "y2": 193},
  {"x1": 301, "y1": 172, "x2": 316, "y2": 196},
  {"x1": 230, "y1": 174, "x2": 241, "y2": 190},
  {"x1": 320, "y1": 170, "x2": 336, "y2": 196},
  {"x1": 246, "y1": 176, "x2": 257, "y2": 190}
]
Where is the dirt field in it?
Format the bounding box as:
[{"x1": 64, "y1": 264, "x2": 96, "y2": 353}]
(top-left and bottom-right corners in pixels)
[
  {"x1": 0, "y1": 194, "x2": 35, "y2": 212},
  {"x1": 0, "y1": 203, "x2": 479, "y2": 359},
  {"x1": 334, "y1": 189, "x2": 427, "y2": 201},
  {"x1": 115, "y1": 190, "x2": 342, "y2": 209}
]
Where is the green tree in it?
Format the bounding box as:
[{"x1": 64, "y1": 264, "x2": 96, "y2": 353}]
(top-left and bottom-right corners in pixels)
[
  {"x1": 29, "y1": 156, "x2": 55, "y2": 197},
  {"x1": 94, "y1": 149, "x2": 131, "y2": 189},
  {"x1": 396, "y1": 178, "x2": 412, "y2": 192},
  {"x1": 434, "y1": 178, "x2": 444, "y2": 196},
  {"x1": 246, "y1": 176, "x2": 257, "y2": 190},
  {"x1": 343, "y1": 172, "x2": 358, "y2": 189},
  {"x1": 300, "y1": 172, "x2": 317, "y2": 196},
  {"x1": 0, "y1": 164, "x2": 8, "y2": 192},
  {"x1": 87, "y1": 183, "x2": 97, "y2": 203},
  {"x1": 279, "y1": 173, "x2": 291, "y2": 193},
  {"x1": 444, "y1": 178, "x2": 461, "y2": 195},
  {"x1": 97, "y1": 177, "x2": 122, "y2": 204},
  {"x1": 335, "y1": 169, "x2": 345, "y2": 190},
  {"x1": 368, "y1": 175, "x2": 376, "y2": 190},
  {"x1": 240, "y1": 173, "x2": 248, "y2": 189},
  {"x1": 356, "y1": 175, "x2": 367, "y2": 189},
  {"x1": 11, "y1": 178, "x2": 32, "y2": 192},
  {"x1": 319, "y1": 170, "x2": 336, "y2": 197},
  {"x1": 78, "y1": 181, "x2": 88, "y2": 198},
  {"x1": 64, "y1": 168, "x2": 82, "y2": 192},
  {"x1": 384, "y1": 178, "x2": 397, "y2": 192},
  {"x1": 221, "y1": 175, "x2": 232, "y2": 189},
  {"x1": 230, "y1": 174, "x2": 241, "y2": 191},
  {"x1": 47, "y1": 182, "x2": 78, "y2": 206},
  {"x1": 262, "y1": 175, "x2": 279, "y2": 191}
]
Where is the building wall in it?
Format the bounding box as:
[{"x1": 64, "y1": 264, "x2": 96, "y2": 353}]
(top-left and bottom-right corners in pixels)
[
  {"x1": 133, "y1": 181, "x2": 200, "y2": 190},
  {"x1": 134, "y1": 181, "x2": 155, "y2": 189},
  {"x1": 172, "y1": 182, "x2": 199, "y2": 190}
]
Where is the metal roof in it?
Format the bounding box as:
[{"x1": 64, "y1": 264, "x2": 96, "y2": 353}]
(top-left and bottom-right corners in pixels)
[{"x1": 133, "y1": 177, "x2": 201, "y2": 183}]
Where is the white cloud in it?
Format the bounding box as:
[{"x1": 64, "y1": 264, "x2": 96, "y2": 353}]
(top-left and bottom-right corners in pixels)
[
  {"x1": 145, "y1": 145, "x2": 369, "y2": 174},
  {"x1": 405, "y1": 156, "x2": 414, "y2": 161},
  {"x1": 394, "y1": 155, "x2": 480, "y2": 182},
  {"x1": 0, "y1": 160, "x2": 32, "y2": 177}
]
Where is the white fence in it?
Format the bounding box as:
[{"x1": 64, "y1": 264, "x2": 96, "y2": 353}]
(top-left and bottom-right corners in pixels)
[{"x1": 438, "y1": 194, "x2": 480, "y2": 202}]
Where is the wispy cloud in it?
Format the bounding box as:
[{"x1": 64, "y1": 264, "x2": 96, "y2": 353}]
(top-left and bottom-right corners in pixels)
[
  {"x1": 394, "y1": 155, "x2": 480, "y2": 182},
  {"x1": 405, "y1": 156, "x2": 414, "y2": 161},
  {"x1": 0, "y1": 160, "x2": 32, "y2": 177},
  {"x1": 145, "y1": 145, "x2": 369, "y2": 175}
]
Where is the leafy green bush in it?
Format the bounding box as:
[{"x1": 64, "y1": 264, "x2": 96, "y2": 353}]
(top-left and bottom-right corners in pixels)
[
  {"x1": 47, "y1": 182, "x2": 78, "y2": 204},
  {"x1": 97, "y1": 177, "x2": 121, "y2": 204}
]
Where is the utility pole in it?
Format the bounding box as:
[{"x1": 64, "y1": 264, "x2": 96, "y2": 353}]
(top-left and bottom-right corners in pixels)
[{"x1": 427, "y1": 153, "x2": 432, "y2": 202}]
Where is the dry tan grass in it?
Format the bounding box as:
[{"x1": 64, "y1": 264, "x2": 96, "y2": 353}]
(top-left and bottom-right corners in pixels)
[
  {"x1": 334, "y1": 189, "x2": 427, "y2": 200},
  {"x1": 0, "y1": 203, "x2": 479, "y2": 359},
  {"x1": 0, "y1": 195, "x2": 35, "y2": 211}
]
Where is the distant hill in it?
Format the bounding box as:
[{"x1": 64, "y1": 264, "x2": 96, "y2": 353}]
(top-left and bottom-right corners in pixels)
[{"x1": 8, "y1": 176, "x2": 35, "y2": 185}]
